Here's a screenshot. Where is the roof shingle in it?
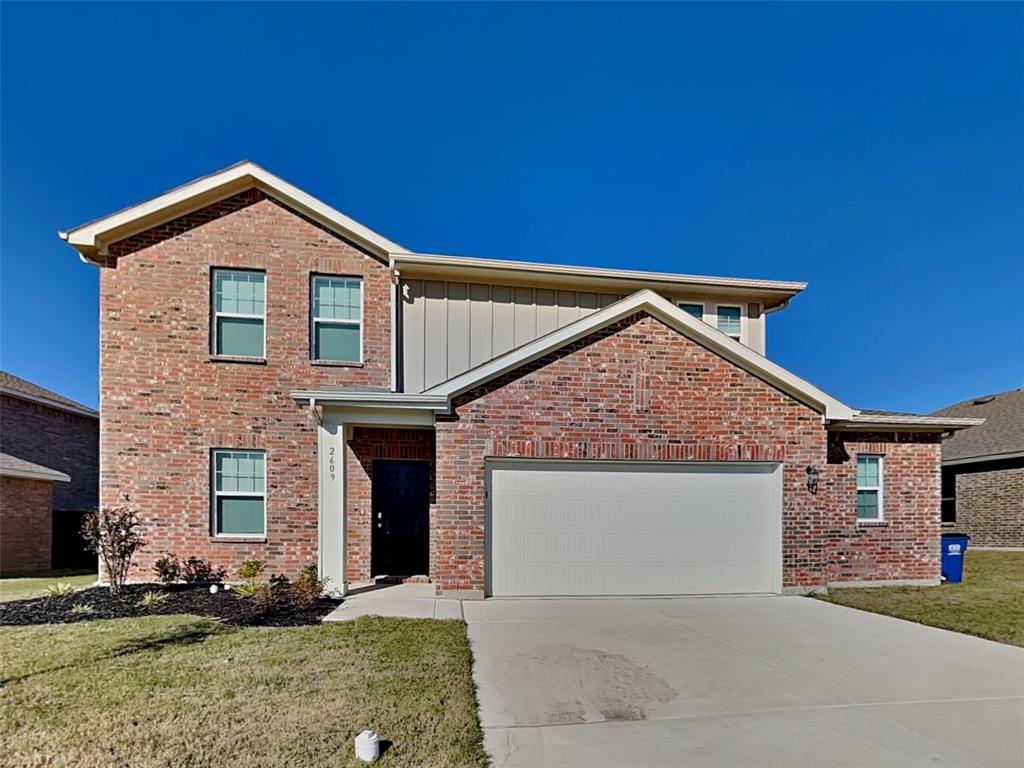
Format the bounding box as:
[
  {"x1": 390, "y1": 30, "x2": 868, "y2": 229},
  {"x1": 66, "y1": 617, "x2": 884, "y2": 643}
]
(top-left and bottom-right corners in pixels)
[
  {"x1": 932, "y1": 388, "x2": 1024, "y2": 462},
  {"x1": 0, "y1": 371, "x2": 98, "y2": 417}
]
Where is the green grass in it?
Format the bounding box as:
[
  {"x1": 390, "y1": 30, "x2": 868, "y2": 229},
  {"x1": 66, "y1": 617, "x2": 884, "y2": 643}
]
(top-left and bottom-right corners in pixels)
[
  {"x1": 0, "y1": 570, "x2": 96, "y2": 602},
  {"x1": 0, "y1": 615, "x2": 488, "y2": 768},
  {"x1": 820, "y1": 550, "x2": 1024, "y2": 647}
]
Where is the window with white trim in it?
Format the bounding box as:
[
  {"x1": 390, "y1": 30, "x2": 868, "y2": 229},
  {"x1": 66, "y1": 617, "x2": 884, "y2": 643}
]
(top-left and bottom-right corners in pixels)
[
  {"x1": 213, "y1": 269, "x2": 265, "y2": 357},
  {"x1": 856, "y1": 455, "x2": 883, "y2": 521},
  {"x1": 716, "y1": 305, "x2": 742, "y2": 340},
  {"x1": 212, "y1": 450, "x2": 266, "y2": 536},
  {"x1": 679, "y1": 302, "x2": 704, "y2": 320},
  {"x1": 311, "y1": 276, "x2": 362, "y2": 362}
]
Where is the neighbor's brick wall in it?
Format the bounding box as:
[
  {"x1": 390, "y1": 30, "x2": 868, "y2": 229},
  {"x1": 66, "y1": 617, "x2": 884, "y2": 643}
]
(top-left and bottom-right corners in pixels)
[
  {"x1": 345, "y1": 427, "x2": 435, "y2": 582},
  {"x1": 950, "y1": 467, "x2": 1024, "y2": 547},
  {"x1": 100, "y1": 190, "x2": 391, "y2": 581},
  {"x1": 0, "y1": 394, "x2": 98, "y2": 512},
  {"x1": 827, "y1": 432, "x2": 942, "y2": 583},
  {"x1": 0, "y1": 476, "x2": 53, "y2": 573},
  {"x1": 432, "y1": 313, "x2": 942, "y2": 596}
]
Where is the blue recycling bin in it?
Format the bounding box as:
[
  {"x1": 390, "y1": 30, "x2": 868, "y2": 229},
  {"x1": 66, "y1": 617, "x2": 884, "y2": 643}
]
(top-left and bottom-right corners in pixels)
[{"x1": 941, "y1": 533, "x2": 970, "y2": 583}]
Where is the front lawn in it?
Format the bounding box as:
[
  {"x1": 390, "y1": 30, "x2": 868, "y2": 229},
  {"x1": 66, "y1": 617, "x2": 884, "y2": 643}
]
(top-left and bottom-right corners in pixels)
[
  {"x1": 1, "y1": 615, "x2": 488, "y2": 768},
  {"x1": 820, "y1": 550, "x2": 1024, "y2": 647},
  {"x1": 0, "y1": 570, "x2": 96, "y2": 602}
]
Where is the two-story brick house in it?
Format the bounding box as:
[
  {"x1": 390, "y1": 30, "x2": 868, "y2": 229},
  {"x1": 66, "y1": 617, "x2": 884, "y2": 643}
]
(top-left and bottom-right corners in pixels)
[{"x1": 60, "y1": 162, "x2": 981, "y2": 598}]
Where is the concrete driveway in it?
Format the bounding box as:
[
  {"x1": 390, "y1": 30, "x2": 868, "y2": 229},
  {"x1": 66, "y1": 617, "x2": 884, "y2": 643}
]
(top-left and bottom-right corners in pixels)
[{"x1": 464, "y1": 596, "x2": 1024, "y2": 768}]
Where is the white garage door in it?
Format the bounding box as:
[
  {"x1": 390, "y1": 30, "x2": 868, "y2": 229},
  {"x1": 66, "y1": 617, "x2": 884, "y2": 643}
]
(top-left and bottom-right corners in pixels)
[{"x1": 487, "y1": 461, "x2": 782, "y2": 597}]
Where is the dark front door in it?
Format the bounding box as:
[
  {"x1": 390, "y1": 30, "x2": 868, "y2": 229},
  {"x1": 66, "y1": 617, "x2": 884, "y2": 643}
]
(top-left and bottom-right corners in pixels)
[{"x1": 372, "y1": 460, "x2": 430, "y2": 576}]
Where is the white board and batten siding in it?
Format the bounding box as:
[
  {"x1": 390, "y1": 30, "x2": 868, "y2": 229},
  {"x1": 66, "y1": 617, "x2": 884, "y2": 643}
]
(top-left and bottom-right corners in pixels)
[
  {"x1": 486, "y1": 460, "x2": 783, "y2": 597},
  {"x1": 400, "y1": 280, "x2": 622, "y2": 393}
]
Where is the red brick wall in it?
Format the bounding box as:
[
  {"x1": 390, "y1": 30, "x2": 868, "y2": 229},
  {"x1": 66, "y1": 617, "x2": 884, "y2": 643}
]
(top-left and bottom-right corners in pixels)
[
  {"x1": 949, "y1": 465, "x2": 1024, "y2": 547},
  {"x1": 0, "y1": 395, "x2": 98, "y2": 512},
  {"x1": 100, "y1": 190, "x2": 391, "y2": 581},
  {"x1": 433, "y1": 313, "x2": 941, "y2": 595},
  {"x1": 827, "y1": 432, "x2": 942, "y2": 583},
  {"x1": 0, "y1": 476, "x2": 53, "y2": 573},
  {"x1": 345, "y1": 427, "x2": 435, "y2": 582}
]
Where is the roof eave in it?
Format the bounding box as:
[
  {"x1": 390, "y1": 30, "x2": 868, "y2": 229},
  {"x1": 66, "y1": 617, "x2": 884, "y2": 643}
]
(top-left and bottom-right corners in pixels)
[
  {"x1": 392, "y1": 252, "x2": 807, "y2": 304},
  {"x1": 424, "y1": 289, "x2": 856, "y2": 420},
  {"x1": 827, "y1": 415, "x2": 985, "y2": 432},
  {"x1": 60, "y1": 161, "x2": 406, "y2": 264}
]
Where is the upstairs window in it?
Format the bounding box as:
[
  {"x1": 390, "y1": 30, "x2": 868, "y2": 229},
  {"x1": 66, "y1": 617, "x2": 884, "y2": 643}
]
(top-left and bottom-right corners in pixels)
[
  {"x1": 679, "y1": 303, "x2": 704, "y2": 320},
  {"x1": 716, "y1": 305, "x2": 742, "y2": 341},
  {"x1": 213, "y1": 269, "x2": 265, "y2": 358},
  {"x1": 856, "y1": 455, "x2": 884, "y2": 521},
  {"x1": 312, "y1": 276, "x2": 362, "y2": 363},
  {"x1": 213, "y1": 450, "x2": 266, "y2": 537}
]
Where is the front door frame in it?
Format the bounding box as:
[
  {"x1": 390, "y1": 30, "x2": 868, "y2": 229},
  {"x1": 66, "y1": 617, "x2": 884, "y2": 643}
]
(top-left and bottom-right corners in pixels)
[
  {"x1": 371, "y1": 458, "x2": 431, "y2": 577},
  {"x1": 316, "y1": 406, "x2": 436, "y2": 597}
]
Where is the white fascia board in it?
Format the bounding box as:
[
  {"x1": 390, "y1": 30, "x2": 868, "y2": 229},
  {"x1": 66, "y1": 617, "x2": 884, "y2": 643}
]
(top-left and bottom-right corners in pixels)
[
  {"x1": 391, "y1": 252, "x2": 807, "y2": 294},
  {"x1": 829, "y1": 414, "x2": 986, "y2": 431},
  {"x1": 290, "y1": 390, "x2": 449, "y2": 411},
  {"x1": 0, "y1": 466, "x2": 71, "y2": 483},
  {"x1": 60, "y1": 161, "x2": 406, "y2": 261},
  {"x1": 426, "y1": 289, "x2": 858, "y2": 420}
]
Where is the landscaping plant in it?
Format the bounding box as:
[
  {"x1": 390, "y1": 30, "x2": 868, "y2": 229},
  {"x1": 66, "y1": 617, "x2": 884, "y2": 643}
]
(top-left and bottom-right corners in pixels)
[
  {"x1": 80, "y1": 507, "x2": 146, "y2": 594},
  {"x1": 234, "y1": 559, "x2": 270, "y2": 601},
  {"x1": 139, "y1": 590, "x2": 169, "y2": 607},
  {"x1": 181, "y1": 556, "x2": 226, "y2": 585},
  {"x1": 153, "y1": 554, "x2": 181, "y2": 584},
  {"x1": 290, "y1": 563, "x2": 327, "y2": 606},
  {"x1": 45, "y1": 582, "x2": 77, "y2": 598}
]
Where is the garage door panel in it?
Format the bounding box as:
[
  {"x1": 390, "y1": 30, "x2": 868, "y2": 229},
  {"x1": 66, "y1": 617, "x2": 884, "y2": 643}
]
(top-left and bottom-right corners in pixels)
[{"x1": 487, "y1": 461, "x2": 782, "y2": 596}]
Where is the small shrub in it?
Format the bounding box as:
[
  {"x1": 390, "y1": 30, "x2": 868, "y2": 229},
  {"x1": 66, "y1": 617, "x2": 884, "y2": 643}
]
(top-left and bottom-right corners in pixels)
[
  {"x1": 291, "y1": 563, "x2": 327, "y2": 606},
  {"x1": 234, "y1": 581, "x2": 270, "y2": 600},
  {"x1": 139, "y1": 590, "x2": 169, "y2": 607},
  {"x1": 182, "y1": 557, "x2": 226, "y2": 585},
  {"x1": 46, "y1": 581, "x2": 77, "y2": 598},
  {"x1": 70, "y1": 603, "x2": 96, "y2": 616},
  {"x1": 153, "y1": 554, "x2": 181, "y2": 584},
  {"x1": 238, "y1": 559, "x2": 265, "y2": 582},
  {"x1": 81, "y1": 506, "x2": 146, "y2": 594}
]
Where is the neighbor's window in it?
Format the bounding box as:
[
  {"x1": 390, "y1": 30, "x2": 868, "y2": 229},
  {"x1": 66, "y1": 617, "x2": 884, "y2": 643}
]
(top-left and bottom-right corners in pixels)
[
  {"x1": 213, "y1": 450, "x2": 266, "y2": 536},
  {"x1": 213, "y1": 269, "x2": 265, "y2": 357},
  {"x1": 680, "y1": 303, "x2": 704, "y2": 320},
  {"x1": 716, "y1": 306, "x2": 742, "y2": 340},
  {"x1": 311, "y1": 276, "x2": 362, "y2": 362},
  {"x1": 856, "y1": 455, "x2": 884, "y2": 521}
]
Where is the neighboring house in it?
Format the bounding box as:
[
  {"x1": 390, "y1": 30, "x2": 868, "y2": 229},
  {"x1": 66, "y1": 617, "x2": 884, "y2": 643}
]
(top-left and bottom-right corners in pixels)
[
  {"x1": 0, "y1": 372, "x2": 99, "y2": 572},
  {"x1": 933, "y1": 389, "x2": 1023, "y2": 548},
  {"x1": 59, "y1": 161, "x2": 981, "y2": 597}
]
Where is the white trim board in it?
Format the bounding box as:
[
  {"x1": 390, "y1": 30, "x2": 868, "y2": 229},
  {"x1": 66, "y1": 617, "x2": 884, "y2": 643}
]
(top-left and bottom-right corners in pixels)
[
  {"x1": 426, "y1": 289, "x2": 858, "y2": 420},
  {"x1": 60, "y1": 161, "x2": 406, "y2": 263}
]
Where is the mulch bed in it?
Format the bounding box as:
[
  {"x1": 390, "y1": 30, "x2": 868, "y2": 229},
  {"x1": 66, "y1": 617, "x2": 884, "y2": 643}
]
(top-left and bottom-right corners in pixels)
[{"x1": 0, "y1": 584, "x2": 342, "y2": 627}]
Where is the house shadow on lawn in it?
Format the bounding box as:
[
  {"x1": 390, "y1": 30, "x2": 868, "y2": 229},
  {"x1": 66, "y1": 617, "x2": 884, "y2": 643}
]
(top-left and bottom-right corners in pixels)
[{"x1": 1, "y1": 618, "x2": 233, "y2": 687}]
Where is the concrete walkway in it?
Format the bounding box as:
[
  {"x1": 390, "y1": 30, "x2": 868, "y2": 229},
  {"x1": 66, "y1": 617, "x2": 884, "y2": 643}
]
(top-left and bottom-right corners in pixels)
[
  {"x1": 322, "y1": 582, "x2": 464, "y2": 621},
  {"x1": 465, "y1": 596, "x2": 1024, "y2": 768}
]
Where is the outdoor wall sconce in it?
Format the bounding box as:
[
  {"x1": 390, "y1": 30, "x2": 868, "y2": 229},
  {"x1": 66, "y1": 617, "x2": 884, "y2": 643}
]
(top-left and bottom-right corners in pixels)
[{"x1": 806, "y1": 465, "x2": 819, "y2": 495}]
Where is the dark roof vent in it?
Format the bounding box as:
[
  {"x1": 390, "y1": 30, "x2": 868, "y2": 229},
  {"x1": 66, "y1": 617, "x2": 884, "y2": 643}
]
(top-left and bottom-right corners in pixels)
[{"x1": 972, "y1": 395, "x2": 996, "y2": 406}]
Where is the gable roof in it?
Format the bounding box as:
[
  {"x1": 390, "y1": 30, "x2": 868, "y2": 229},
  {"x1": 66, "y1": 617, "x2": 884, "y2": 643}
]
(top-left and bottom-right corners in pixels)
[
  {"x1": 425, "y1": 289, "x2": 858, "y2": 419},
  {"x1": 59, "y1": 161, "x2": 407, "y2": 263},
  {"x1": 0, "y1": 452, "x2": 71, "y2": 483},
  {"x1": 0, "y1": 371, "x2": 98, "y2": 418},
  {"x1": 931, "y1": 388, "x2": 1024, "y2": 464},
  {"x1": 293, "y1": 289, "x2": 983, "y2": 431}
]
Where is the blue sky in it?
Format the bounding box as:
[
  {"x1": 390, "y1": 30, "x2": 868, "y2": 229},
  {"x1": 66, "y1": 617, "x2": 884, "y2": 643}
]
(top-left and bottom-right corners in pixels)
[{"x1": 2, "y1": 2, "x2": 1021, "y2": 412}]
